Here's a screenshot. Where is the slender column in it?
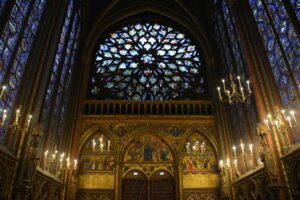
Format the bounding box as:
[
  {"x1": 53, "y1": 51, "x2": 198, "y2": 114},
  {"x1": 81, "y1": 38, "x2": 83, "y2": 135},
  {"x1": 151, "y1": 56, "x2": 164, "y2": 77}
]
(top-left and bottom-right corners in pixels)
[{"x1": 176, "y1": 163, "x2": 183, "y2": 200}]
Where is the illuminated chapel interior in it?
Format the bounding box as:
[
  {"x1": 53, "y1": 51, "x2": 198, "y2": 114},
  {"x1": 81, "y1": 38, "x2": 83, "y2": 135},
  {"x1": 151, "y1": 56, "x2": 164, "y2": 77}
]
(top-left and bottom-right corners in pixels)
[{"x1": 0, "y1": 0, "x2": 300, "y2": 200}]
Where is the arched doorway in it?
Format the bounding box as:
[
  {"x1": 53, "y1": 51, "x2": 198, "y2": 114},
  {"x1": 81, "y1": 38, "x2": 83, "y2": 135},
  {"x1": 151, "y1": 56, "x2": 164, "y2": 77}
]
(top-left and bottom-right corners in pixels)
[
  {"x1": 122, "y1": 170, "x2": 147, "y2": 200},
  {"x1": 150, "y1": 170, "x2": 175, "y2": 200},
  {"x1": 122, "y1": 170, "x2": 175, "y2": 200},
  {"x1": 121, "y1": 133, "x2": 177, "y2": 200}
]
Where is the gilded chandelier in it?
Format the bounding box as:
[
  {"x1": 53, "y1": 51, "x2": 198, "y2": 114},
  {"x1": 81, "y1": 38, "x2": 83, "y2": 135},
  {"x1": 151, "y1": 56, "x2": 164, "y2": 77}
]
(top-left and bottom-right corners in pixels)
[{"x1": 217, "y1": 74, "x2": 252, "y2": 104}]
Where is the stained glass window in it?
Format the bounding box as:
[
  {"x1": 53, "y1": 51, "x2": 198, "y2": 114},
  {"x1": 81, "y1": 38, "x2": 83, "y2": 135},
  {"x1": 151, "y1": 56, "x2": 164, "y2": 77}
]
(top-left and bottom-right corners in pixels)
[
  {"x1": 40, "y1": 0, "x2": 81, "y2": 155},
  {"x1": 90, "y1": 23, "x2": 207, "y2": 100},
  {"x1": 0, "y1": 0, "x2": 7, "y2": 16},
  {"x1": 41, "y1": 0, "x2": 74, "y2": 124},
  {"x1": 51, "y1": 13, "x2": 80, "y2": 149},
  {"x1": 249, "y1": 0, "x2": 300, "y2": 105},
  {"x1": 0, "y1": 0, "x2": 47, "y2": 143},
  {"x1": 290, "y1": 0, "x2": 300, "y2": 20}
]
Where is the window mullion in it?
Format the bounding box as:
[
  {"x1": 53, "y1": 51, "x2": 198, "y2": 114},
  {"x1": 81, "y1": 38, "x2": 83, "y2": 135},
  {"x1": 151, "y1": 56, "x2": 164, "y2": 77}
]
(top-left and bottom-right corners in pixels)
[
  {"x1": 261, "y1": 0, "x2": 300, "y2": 100},
  {"x1": 52, "y1": 15, "x2": 79, "y2": 152},
  {"x1": 227, "y1": 4, "x2": 250, "y2": 78},
  {"x1": 44, "y1": 8, "x2": 76, "y2": 152},
  {"x1": 215, "y1": 16, "x2": 232, "y2": 76},
  {"x1": 220, "y1": 3, "x2": 239, "y2": 74}
]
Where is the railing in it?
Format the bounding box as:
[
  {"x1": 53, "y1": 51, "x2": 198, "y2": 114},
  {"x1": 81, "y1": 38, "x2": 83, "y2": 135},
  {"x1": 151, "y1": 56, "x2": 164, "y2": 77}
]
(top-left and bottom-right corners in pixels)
[{"x1": 84, "y1": 100, "x2": 213, "y2": 116}]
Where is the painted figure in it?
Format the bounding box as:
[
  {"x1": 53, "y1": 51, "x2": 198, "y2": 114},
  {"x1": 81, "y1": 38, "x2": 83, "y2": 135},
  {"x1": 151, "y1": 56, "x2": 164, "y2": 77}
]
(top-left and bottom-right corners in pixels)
[{"x1": 144, "y1": 143, "x2": 154, "y2": 161}]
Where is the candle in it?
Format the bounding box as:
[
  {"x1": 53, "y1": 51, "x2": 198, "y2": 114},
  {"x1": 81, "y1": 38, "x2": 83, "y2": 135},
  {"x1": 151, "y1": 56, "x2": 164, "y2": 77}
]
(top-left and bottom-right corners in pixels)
[
  {"x1": 264, "y1": 119, "x2": 270, "y2": 130},
  {"x1": 27, "y1": 114, "x2": 32, "y2": 128},
  {"x1": 240, "y1": 141, "x2": 245, "y2": 153},
  {"x1": 201, "y1": 142, "x2": 205, "y2": 153},
  {"x1": 100, "y1": 143, "x2": 104, "y2": 152},
  {"x1": 108, "y1": 140, "x2": 111, "y2": 151},
  {"x1": 52, "y1": 154, "x2": 56, "y2": 161},
  {"x1": 246, "y1": 80, "x2": 251, "y2": 93},
  {"x1": 234, "y1": 159, "x2": 237, "y2": 169},
  {"x1": 232, "y1": 146, "x2": 237, "y2": 157},
  {"x1": 237, "y1": 76, "x2": 242, "y2": 88},
  {"x1": 60, "y1": 153, "x2": 65, "y2": 159},
  {"x1": 92, "y1": 139, "x2": 96, "y2": 152},
  {"x1": 290, "y1": 110, "x2": 296, "y2": 122},
  {"x1": 219, "y1": 160, "x2": 224, "y2": 169},
  {"x1": 217, "y1": 87, "x2": 222, "y2": 99},
  {"x1": 222, "y1": 79, "x2": 226, "y2": 91},
  {"x1": 44, "y1": 150, "x2": 48, "y2": 159},
  {"x1": 0, "y1": 85, "x2": 6, "y2": 99},
  {"x1": 15, "y1": 108, "x2": 21, "y2": 125},
  {"x1": 226, "y1": 158, "x2": 230, "y2": 168},
  {"x1": 249, "y1": 144, "x2": 253, "y2": 156},
  {"x1": 287, "y1": 116, "x2": 292, "y2": 127},
  {"x1": 192, "y1": 145, "x2": 196, "y2": 155},
  {"x1": 281, "y1": 110, "x2": 286, "y2": 120},
  {"x1": 1, "y1": 109, "x2": 7, "y2": 126},
  {"x1": 66, "y1": 157, "x2": 70, "y2": 168},
  {"x1": 74, "y1": 159, "x2": 78, "y2": 170},
  {"x1": 241, "y1": 87, "x2": 245, "y2": 99},
  {"x1": 186, "y1": 142, "x2": 190, "y2": 153}
]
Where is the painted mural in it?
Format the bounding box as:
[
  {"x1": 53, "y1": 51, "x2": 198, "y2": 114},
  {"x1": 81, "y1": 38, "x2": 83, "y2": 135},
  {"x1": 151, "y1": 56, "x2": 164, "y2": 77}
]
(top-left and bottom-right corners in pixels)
[
  {"x1": 182, "y1": 133, "x2": 217, "y2": 171},
  {"x1": 79, "y1": 134, "x2": 115, "y2": 171},
  {"x1": 124, "y1": 134, "x2": 173, "y2": 163}
]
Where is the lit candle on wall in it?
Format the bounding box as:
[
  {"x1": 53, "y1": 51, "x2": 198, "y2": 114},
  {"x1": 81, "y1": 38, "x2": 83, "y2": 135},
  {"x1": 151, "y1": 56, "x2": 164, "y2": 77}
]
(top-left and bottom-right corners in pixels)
[
  {"x1": 1, "y1": 109, "x2": 7, "y2": 126},
  {"x1": 100, "y1": 143, "x2": 104, "y2": 152},
  {"x1": 44, "y1": 150, "x2": 48, "y2": 160},
  {"x1": 186, "y1": 142, "x2": 190, "y2": 153},
  {"x1": 226, "y1": 158, "x2": 230, "y2": 168},
  {"x1": 192, "y1": 145, "x2": 196, "y2": 155},
  {"x1": 287, "y1": 116, "x2": 292, "y2": 127},
  {"x1": 27, "y1": 114, "x2": 32, "y2": 129},
  {"x1": 232, "y1": 146, "x2": 237, "y2": 157},
  {"x1": 74, "y1": 159, "x2": 78, "y2": 170},
  {"x1": 0, "y1": 85, "x2": 6, "y2": 99},
  {"x1": 219, "y1": 160, "x2": 224, "y2": 169},
  {"x1": 66, "y1": 157, "x2": 70, "y2": 169},
  {"x1": 264, "y1": 119, "x2": 270, "y2": 130},
  {"x1": 52, "y1": 153, "x2": 56, "y2": 162},
  {"x1": 92, "y1": 139, "x2": 96, "y2": 152},
  {"x1": 201, "y1": 142, "x2": 205, "y2": 154},
  {"x1": 217, "y1": 87, "x2": 222, "y2": 99},
  {"x1": 240, "y1": 140, "x2": 245, "y2": 154},
  {"x1": 15, "y1": 107, "x2": 21, "y2": 125},
  {"x1": 290, "y1": 110, "x2": 296, "y2": 122},
  {"x1": 249, "y1": 144, "x2": 253, "y2": 156},
  {"x1": 246, "y1": 80, "x2": 251, "y2": 93},
  {"x1": 108, "y1": 140, "x2": 111, "y2": 151},
  {"x1": 234, "y1": 159, "x2": 237, "y2": 169}
]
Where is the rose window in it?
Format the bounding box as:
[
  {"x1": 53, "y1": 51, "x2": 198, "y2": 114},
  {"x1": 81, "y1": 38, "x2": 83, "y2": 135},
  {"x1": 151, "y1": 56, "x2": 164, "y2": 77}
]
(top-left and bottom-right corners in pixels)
[{"x1": 90, "y1": 23, "x2": 207, "y2": 100}]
